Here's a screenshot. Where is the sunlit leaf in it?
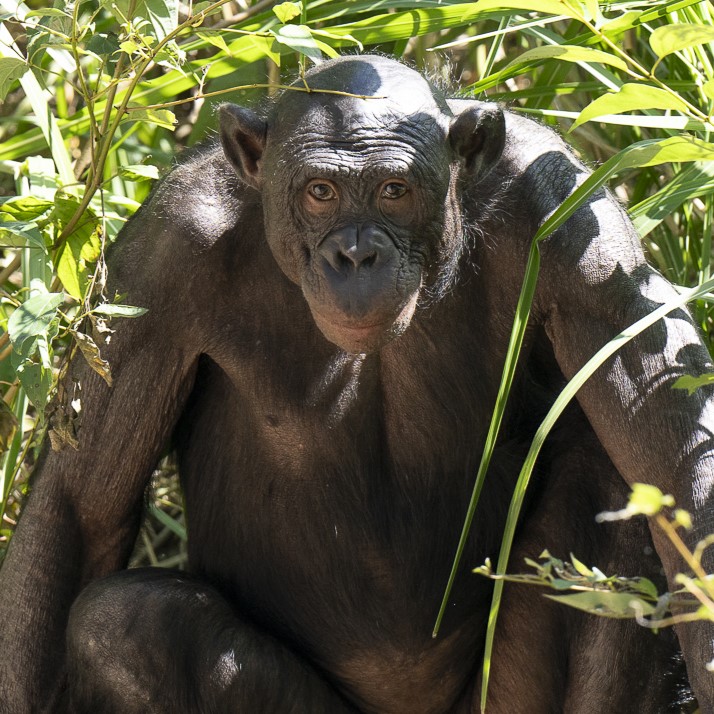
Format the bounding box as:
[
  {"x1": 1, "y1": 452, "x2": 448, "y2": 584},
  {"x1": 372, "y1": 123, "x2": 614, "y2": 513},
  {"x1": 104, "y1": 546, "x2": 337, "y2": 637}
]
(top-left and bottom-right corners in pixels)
[
  {"x1": 123, "y1": 107, "x2": 176, "y2": 129},
  {"x1": 119, "y1": 164, "x2": 160, "y2": 181},
  {"x1": 270, "y1": 24, "x2": 323, "y2": 65},
  {"x1": 572, "y1": 84, "x2": 689, "y2": 129},
  {"x1": 273, "y1": 1, "x2": 302, "y2": 23},
  {"x1": 92, "y1": 304, "x2": 148, "y2": 318},
  {"x1": 628, "y1": 483, "x2": 674, "y2": 516},
  {"x1": 673, "y1": 373, "x2": 714, "y2": 395},
  {"x1": 196, "y1": 29, "x2": 230, "y2": 55},
  {"x1": 15, "y1": 360, "x2": 53, "y2": 414},
  {"x1": 650, "y1": 23, "x2": 714, "y2": 59},
  {"x1": 102, "y1": 0, "x2": 179, "y2": 42},
  {"x1": 501, "y1": 45, "x2": 628, "y2": 74},
  {"x1": 7, "y1": 292, "x2": 63, "y2": 355}
]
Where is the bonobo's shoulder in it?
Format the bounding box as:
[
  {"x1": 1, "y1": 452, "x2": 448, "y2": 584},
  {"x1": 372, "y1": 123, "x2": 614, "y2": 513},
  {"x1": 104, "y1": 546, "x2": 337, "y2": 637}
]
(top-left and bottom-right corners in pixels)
[{"x1": 143, "y1": 143, "x2": 253, "y2": 248}]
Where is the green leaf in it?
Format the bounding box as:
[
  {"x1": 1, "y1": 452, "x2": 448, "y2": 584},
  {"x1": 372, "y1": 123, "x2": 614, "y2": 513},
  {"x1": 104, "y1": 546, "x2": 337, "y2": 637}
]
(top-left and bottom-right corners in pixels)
[
  {"x1": 7, "y1": 292, "x2": 64, "y2": 355},
  {"x1": 545, "y1": 591, "x2": 655, "y2": 618},
  {"x1": 673, "y1": 373, "x2": 714, "y2": 395},
  {"x1": 119, "y1": 164, "x2": 160, "y2": 181},
  {"x1": 673, "y1": 509, "x2": 693, "y2": 530},
  {"x1": 270, "y1": 24, "x2": 323, "y2": 65},
  {"x1": 650, "y1": 23, "x2": 714, "y2": 59},
  {"x1": 16, "y1": 360, "x2": 53, "y2": 414},
  {"x1": 53, "y1": 194, "x2": 101, "y2": 300},
  {"x1": 632, "y1": 578, "x2": 659, "y2": 600},
  {"x1": 273, "y1": 1, "x2": 303, "y2": 23},
  {"x1": 123, "y1": 106, "x2": 177, "y2": 129},
  {"x1": 196, "y1": 29, "x2": 231, "y2": 55},
  {"x1": 704, "y1": 79, "x2": 714, "y2": 101},
  {"x1": 500, "y1": 45, "x2": 628, "y2": 75},
  {"x1": 85, "y1": 32, "x2": 121, "y2": 60},
  {"x1": 572, "y1": 83, "x2": 689, "y2": 129},
  {"x1": 0, "y1": 195, "x2": 53, "y2": 220},
  {"x1": 25, "y1": 8, "x2": 71, "y2": 18},
  {"x1": 570, "y1": 554, "x2": 593, "y2": 577},
  {"x1": 92, "y1": 304, "x2": 148, "y2": 318},
  {"x1": 0, "y1": 220, "x2": 46, "y2": 249},
  {"x1": 0, "y1": 57, "x2": 28, "y2": 102}
]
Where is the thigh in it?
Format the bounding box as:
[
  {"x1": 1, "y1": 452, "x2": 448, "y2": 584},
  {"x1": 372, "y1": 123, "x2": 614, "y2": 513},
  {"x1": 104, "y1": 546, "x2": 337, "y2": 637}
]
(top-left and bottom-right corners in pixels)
[{"x1": 66, "y1": 568, "x2": 355, "y2": 714}]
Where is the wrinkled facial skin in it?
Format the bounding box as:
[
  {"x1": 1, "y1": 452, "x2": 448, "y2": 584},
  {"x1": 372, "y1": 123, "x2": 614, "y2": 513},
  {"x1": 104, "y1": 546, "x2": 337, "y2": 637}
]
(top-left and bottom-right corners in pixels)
[
  {"x1": 261, "y1": 101, "x2": 455, "y2": 354},
  {"x1": 219, "y1": 57, "x2": 505, "y2": 354}
]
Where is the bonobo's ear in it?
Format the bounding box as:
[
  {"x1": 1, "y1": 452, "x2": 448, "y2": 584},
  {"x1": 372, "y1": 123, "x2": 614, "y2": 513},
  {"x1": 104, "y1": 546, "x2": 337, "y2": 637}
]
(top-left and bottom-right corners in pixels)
[
  {"x1": 448, "y1": 104, "x2": 506, "y2": 179},
  {"x1": 219, "y1": 104, "x2": 268, "y2": 189}
]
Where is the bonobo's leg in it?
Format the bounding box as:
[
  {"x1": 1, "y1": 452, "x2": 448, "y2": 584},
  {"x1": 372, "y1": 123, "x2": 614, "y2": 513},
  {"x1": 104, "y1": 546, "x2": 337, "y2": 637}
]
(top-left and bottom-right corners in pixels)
[
  {"x1": 478, "y1": 414, "x2": 688, "y2": 714},
  {"x1": 66, "y1": 569, "x2": 356, "y2": 714}
]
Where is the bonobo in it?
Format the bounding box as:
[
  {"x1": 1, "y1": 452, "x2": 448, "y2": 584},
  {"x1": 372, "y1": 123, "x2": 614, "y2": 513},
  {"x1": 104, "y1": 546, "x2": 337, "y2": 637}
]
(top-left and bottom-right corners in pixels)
[{"x1": 1, "y1": 55, "x2": 714, "y2": 713}]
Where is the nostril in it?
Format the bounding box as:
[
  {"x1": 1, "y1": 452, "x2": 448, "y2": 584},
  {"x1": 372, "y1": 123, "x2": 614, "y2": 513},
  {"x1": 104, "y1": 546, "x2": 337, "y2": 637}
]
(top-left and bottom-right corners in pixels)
[{"x1": 362, "y1": 253, "x2": 377, "y2": 269}]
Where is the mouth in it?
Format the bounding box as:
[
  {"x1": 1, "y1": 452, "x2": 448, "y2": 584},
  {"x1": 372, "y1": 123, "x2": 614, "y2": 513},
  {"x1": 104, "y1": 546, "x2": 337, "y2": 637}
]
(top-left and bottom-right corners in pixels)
[{"x1": 310, "y1": 294, "x2": 419, "y2": 354}]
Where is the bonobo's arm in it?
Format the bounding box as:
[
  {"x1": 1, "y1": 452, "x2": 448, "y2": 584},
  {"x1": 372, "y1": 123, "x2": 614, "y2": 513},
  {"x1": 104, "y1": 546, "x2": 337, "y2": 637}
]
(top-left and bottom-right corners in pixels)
[
  {"x1": 0, "y1": 162, "x2": 214, "y2": 711},
  {"x1": 502, "y1": 113, "x2": 714, "y2": 708}
]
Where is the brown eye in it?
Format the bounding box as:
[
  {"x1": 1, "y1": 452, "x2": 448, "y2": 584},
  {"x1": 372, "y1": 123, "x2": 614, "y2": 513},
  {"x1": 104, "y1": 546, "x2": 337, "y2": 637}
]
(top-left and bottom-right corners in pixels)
[
  {"x1": 307, "y1": 182, "x2": 337, "y2": 201},
  {"x1": 381, "y1": 181, "x2": 408, "y2": 199}
]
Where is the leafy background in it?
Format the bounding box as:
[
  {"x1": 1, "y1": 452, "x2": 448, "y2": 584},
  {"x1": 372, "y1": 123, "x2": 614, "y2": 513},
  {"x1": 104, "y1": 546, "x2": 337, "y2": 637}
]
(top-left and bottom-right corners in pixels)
[{"x1": 2, "y1": 0, "x2": 714, "y2": 707}]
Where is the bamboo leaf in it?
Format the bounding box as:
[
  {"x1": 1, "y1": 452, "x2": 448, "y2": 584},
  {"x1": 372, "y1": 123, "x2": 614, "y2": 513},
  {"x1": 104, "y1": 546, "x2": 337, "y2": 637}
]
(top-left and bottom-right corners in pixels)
[
  {"x1": 500, "y1": 45, "x2": 628, "y2": 74},
  {"x1": 572, "y1": 84, "x2": 690, "y2": 129},
  {"x1": 650, "y1": 23, "x2": 714, "y2": 59}
]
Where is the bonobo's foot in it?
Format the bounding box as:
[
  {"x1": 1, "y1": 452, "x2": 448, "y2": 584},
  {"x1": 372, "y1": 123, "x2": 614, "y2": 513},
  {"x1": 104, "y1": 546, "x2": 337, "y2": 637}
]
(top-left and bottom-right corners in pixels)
[{"x1": 66, "y1": 568, "x2": 355, "y2": 713}]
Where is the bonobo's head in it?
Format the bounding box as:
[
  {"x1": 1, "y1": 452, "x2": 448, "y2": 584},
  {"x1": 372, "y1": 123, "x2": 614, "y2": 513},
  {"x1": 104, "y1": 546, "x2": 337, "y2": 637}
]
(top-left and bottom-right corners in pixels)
[{"x1": 220, "y1": 55, "x2": 505, "y2": 354}]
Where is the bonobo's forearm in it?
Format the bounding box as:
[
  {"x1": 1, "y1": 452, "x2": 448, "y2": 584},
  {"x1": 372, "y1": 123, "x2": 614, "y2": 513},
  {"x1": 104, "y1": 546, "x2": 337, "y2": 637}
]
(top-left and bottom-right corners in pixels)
[{"x1": 66, "y1": 569, "x2": 357, "y2": 713}]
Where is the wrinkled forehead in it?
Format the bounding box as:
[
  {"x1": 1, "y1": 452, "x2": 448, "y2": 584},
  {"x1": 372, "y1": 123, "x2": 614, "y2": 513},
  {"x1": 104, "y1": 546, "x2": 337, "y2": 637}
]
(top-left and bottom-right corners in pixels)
[{"x1": 265, "y1": 94, "x2": 450, "y2": 181}]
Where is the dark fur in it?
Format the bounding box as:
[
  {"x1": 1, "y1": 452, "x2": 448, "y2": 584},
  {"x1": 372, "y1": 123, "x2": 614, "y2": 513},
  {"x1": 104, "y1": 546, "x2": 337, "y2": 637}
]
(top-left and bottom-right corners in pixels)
[{"x1": 0, "y1": 56, "x2": 712, "y2": 713}]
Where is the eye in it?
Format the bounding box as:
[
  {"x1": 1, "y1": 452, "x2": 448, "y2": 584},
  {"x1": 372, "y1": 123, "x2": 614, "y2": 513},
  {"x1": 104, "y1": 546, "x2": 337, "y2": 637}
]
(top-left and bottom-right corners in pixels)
[
  {"x1": 307, "y1": 181, "x2": 337, "y2": 201},
  {"x1": 380, "y1": 181, "x2": 408, "y2": 200}
]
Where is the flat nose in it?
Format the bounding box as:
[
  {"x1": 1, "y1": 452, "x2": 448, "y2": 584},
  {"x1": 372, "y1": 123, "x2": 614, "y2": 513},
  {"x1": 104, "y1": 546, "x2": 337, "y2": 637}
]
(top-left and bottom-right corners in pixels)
[{"x1": 318, "y1": 225, "x2": 389, "y2": 274}]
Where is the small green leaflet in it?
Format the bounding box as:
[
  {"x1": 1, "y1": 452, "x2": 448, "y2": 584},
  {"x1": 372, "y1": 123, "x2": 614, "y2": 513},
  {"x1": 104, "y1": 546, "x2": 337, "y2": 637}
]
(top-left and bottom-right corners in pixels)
[
  {"x1": 572, "y1": 83, "x2": 689, "y2": 130},
  {"x1": 0, "y1": 57, "x2": 28, "y2": 102},
  {"x1": 123, "y1": 107, "x2": 176, "y2": 129},
  {"x1": 196, "y1": 30, "x2": 230, "y2": 55},
  {"x1": 119, "y1": 164, "x2": 160, "y2": 181},
  {"x1": 273, "y1": 1, "x2": 302, "y2": 24},
  {"x1": 673, "y1": 373, "x2": 714, "y2": 395},
  {"x1": 650, "y1": 23, "x2": 714, "y2": 59},
  {"x1": 101, "y1": 0, "x2": 178, "y2": 42}
]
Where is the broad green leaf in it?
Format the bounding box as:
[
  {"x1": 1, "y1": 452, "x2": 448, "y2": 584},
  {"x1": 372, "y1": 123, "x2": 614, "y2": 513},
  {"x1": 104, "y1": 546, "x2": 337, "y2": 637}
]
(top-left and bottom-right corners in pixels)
[
  {"x1": 122, "y1": 107, "x2": 176, "y2": 129},
  {"x1": 270, "y1": 24, "x2": 323, "y2": 65},
  {"x1": 273, "y1": 1, "x2": 302, "y2": 23},
  {"x1": 0, "y1": 57, "x2": 28, "y2": 102},
  {"x1": 53, "y1": 194, "x2": 101, "y2": 300},
  {"x1": 0, "y1": 220, "x2": 45, "y2": 249},
  {"x1": 650, "y1": 23, "x2": 714, "y2": 59},
  {"x1": 7, "y1": 291, "x2": 63, "y2": 354},
  {"x1": 673, "y1": 372, "x2": 714, "y2": 395},
  {"x1": 0, "y1": 195, "x2": 53, "y2": 220},
  {"x1": 196, "y1": 30, "x2": 230, "y2": 55},
  {"x1": 501, "y1": 45, "x2": 628, "y2": 74},
  {"x1": 632, "y1": 578, "x2": 659, "y2": 599},
  {"x1": 85, "y1": 32, "x2": 121, "y2": 60},
  {"x1": 92, "y1": 304, "x2": 148, "y2": 318},
  {"x1": 119, "y1": 164, "x2": 160, "y2": 181},
  {"x1": 545, "y1": 591, "x2": 655, "y2": 618},
  {"x1": 572, "y1": 83, "x2": 689, "y2": 129},
  {"x1": 15, "y1": 360, "x2": 53, "y2": 414}
]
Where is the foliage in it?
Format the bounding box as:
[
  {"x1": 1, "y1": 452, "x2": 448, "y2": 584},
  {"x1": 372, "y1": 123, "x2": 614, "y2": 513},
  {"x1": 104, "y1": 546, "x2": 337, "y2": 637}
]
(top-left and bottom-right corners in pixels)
[{"x1": 3, "y1": 0, "x2": 714, "y2": 709}]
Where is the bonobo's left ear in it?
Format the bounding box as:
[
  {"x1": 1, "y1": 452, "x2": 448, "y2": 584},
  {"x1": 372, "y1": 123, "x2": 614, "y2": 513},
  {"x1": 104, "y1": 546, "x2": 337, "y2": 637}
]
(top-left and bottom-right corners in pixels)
[
  {"x1": 448, "y1": 104, "x2": 506, "y2": 179},
  {"x1": 219, "y1": 104, "x2": 268, "y2": 189}
]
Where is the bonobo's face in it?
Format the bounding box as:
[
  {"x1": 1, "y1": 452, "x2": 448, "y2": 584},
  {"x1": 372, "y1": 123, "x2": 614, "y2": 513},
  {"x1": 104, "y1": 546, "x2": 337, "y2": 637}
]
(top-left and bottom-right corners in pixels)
[{"x1": 220, "y1": 56, "x2": 505, "y2": 354}]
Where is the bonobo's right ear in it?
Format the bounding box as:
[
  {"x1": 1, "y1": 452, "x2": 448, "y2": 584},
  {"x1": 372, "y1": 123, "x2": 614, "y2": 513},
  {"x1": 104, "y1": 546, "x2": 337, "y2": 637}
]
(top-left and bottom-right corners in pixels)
[
  {"x1": 448, "y1": 104, "x2": 506, "y2": 179},
  {"x1": 219, "y1": 104, "x2": 268, "y2": 189}
]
